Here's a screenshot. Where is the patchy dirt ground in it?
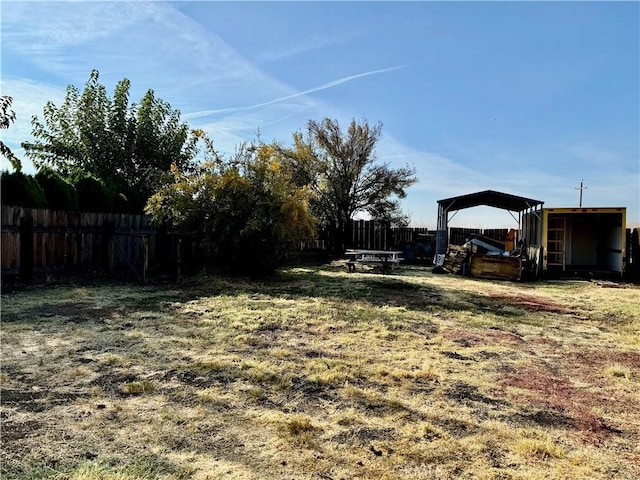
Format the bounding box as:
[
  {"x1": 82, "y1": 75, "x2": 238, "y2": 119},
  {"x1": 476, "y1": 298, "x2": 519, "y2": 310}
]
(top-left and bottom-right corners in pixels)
[{"x1": 2, "y1": 266, "x2": 639, "y2": 479}]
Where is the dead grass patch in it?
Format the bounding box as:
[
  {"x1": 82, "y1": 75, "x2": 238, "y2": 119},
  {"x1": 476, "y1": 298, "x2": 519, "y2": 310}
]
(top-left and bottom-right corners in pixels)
[
  {"x1": 485, "y1": 292, "x2": 569, "y2": 314},
  {"x1": 501, "y1": 365, "x2": 623, "y2": 444},
  {"x1": 2, "y1": 267, "x2": 638, "y2": 479}
]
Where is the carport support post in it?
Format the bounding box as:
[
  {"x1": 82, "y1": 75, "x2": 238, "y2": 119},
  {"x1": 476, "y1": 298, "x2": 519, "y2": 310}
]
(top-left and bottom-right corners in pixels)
[{"x1": 435, "y1": 203, "x2": 448, "y2": 265}]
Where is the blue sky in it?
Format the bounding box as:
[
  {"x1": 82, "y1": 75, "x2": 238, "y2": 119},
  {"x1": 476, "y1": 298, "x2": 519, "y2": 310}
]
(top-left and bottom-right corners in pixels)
[{"x1": 1, "y1": 1, "x2": 638, "y2": 227}]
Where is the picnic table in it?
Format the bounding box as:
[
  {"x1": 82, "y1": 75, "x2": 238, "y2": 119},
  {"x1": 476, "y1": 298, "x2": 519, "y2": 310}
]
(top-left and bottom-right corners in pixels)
[{"x1": 345, "y1": 249, "x2": 403, "y2": 274}]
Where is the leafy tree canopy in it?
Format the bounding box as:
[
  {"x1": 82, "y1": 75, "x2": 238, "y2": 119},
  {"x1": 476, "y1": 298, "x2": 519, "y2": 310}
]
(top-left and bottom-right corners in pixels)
[
  {"x1": 1, "y1": 96, "x2": 21, "y2": 172},
  {"x1": 146, "y1": 142, "x2": 316, "y2": 273},
  {"x1": 281, "y1": 117, "x2": 417, "y2": 252},
  {"x1": 22, "y1": 70, "x2": 200, "y2": 212}
]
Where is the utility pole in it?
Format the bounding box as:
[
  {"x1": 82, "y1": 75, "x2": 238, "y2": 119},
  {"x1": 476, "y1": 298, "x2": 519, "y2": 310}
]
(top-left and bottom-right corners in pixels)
[{"x1": 575, "y1": 179, "x2": 587, "y2": 207}]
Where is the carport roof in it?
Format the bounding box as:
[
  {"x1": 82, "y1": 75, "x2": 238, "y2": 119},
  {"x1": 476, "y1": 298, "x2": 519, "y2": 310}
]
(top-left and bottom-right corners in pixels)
[{"x1": 437, "y1": 190, "x2": 544, "y2": 213}]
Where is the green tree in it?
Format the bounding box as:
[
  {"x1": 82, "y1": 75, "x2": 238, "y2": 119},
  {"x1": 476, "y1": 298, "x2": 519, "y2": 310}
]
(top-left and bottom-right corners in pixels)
[
  {"x1": 0, "y1": 96, "x2": 21, "y2": 171},
  {"x1": 22, "y1": 70, "x2": 196, "y2": 212},
  {"x1": 146, "y1": 142, "x2": 316, "y2": 273},
  {"x1": 282, "y1": 118, "x2": 417, "y2": 253}
]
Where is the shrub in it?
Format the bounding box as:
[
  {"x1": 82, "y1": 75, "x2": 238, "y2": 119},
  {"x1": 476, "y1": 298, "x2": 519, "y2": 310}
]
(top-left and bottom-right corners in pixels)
[
  {"x1": 146, "y1": 143, "x2": 316, "y2": 274},
  {"x1": 74, "y1": 176, "x2": 114, "y2": 213},
  {"x1": 1, "y1": 170, "x2": 47, "y2": 208},
  {"x1": 35, "y1": 167, "x2": 79, "y2": 211}
]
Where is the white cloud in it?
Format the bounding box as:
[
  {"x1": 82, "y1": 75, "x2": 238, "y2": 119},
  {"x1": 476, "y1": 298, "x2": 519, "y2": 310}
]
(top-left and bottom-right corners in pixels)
[
  {"x1": 2, "y1": 1, "x2": 407, "y2": 165},
  {"x1": 1, "y1": 1, "x2": 157, "y2": 54},
  {"x1": 256, "y1": 31, "x2": 361, "y2": 63},
  {"x1": 184, "y1": 64, "x2": 409, "y2": 121},
  {"x1": 2, "y1": 1, "x2": 277, "y2": 98},
  {"x1": 562, "y1": 142, "x2": 637, "y2": 172}
]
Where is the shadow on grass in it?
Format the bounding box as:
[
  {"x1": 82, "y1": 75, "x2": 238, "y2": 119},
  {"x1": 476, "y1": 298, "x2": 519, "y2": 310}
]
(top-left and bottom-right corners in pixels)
[{"x1": 1, "y1": 265, "x2": 471, "y2": 323}]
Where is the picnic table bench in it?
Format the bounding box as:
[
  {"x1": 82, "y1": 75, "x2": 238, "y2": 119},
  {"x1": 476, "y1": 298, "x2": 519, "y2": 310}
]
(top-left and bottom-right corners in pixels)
[{"x1": 345, "y1": 249, "x2": 403, "y2": 274}]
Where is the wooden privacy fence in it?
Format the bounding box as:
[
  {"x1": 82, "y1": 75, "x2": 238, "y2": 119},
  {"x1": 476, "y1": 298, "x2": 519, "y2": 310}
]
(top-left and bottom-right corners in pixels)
[
  {"x1": 298, "y1": 221, "x2": 512, "y2": 263},
  {"x1": 1, "y1": 206, "x2": 155, "y2": 285},
  {"x1": 349, "y1": 220, "x2": 433, "y2": 250},
  {"x1": 343, "y1": 222, "x2": 511, "y2": 263},
  {"x1": 350, "y1": 220, "x2": 392, "y2": 250},
  {"x1": 3, "y1": 206, "x2": 638, "y2": 283},
  {"x1": 346, "y1": 221, "x2": 507, "y2": 251}
]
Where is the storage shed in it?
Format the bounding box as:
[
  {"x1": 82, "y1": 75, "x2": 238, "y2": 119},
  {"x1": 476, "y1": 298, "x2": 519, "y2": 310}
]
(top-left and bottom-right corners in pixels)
[
  {"x1": 435, "y1": 191, "x2": 627, "y2": 279},
  {"x1": 523, "y1": 207, "x2": 627, "y2": 278}
]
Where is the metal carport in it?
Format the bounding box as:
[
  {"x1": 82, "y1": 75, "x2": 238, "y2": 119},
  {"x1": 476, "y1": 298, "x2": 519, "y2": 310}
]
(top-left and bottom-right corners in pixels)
[{"x1": 435, "y1": 190, "x2": 544, "y2": 261}]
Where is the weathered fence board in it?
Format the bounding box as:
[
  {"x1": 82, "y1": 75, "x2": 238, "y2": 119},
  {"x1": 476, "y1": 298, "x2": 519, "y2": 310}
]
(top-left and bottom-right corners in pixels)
[
  {"x1": 627, "y1": 228, "x2": 639, "y2": 282},
  {"x1": 1, "y1": 206, "x2": 155, "y2": 285},
  {"x1": 350, "y1": 220, "x2": 394, "y2": 250}
]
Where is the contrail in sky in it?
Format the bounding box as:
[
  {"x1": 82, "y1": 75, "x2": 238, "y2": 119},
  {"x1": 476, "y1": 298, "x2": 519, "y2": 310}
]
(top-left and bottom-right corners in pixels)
[{"x1": 184, "y1": 64, "x2": 410, "y2": 120}]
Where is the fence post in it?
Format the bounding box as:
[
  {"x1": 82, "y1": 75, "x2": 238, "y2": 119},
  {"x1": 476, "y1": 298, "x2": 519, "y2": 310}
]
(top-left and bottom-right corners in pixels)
[
  {"x1": 19, "y1": 216, "x2": 34, "y2": 285},
  {"x1": 176, "y1": 237, "x2": 182, "y2": 283},
  {"x1": 142, "y1": 236, "x2": 149, "y2": 285},
  {"x1": 632, "y1": 229, "x2": 639, "y2": 283},
  {"x1": 385, "y1": 221, "x2": 392, "y2": 250},
  {"x1": 101, "y1": 221, "x2": 115, "y2": 275}
]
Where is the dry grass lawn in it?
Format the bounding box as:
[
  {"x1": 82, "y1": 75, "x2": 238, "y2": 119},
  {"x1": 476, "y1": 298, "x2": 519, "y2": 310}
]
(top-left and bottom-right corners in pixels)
[{"x1": 1, "y1": 263, "x2": 639, "y2": 479}]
